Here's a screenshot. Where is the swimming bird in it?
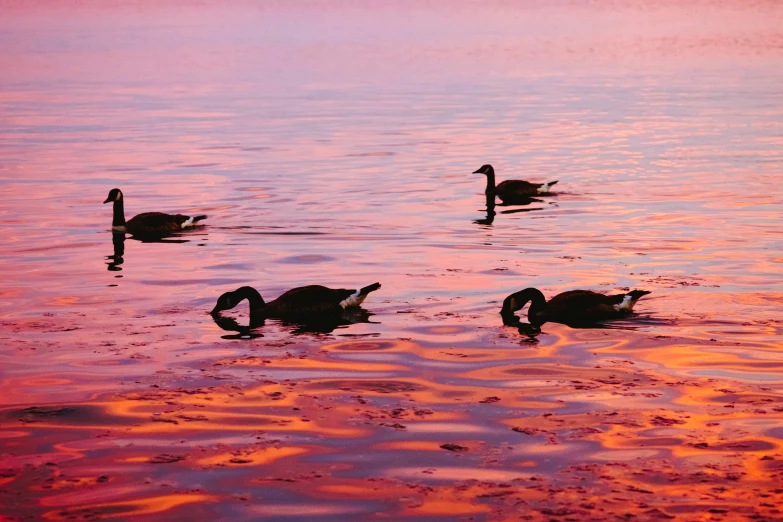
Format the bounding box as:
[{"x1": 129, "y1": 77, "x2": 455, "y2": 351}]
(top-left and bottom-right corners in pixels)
[
  {"x1": 501, "y1": 288, "x2": 651, "y2": 327},
  {"x1": 210, "y1": 283, "x2": 382, "y2": 318},
  {"x1": 103, "y1": 188, "x2": 207, "y2": 236},
  {"x1": 210, "y1": 304, "x2": 375, "y2": 337},
  {"x1": 474, "y1": 164, "x2": 558, "y2": 203}
]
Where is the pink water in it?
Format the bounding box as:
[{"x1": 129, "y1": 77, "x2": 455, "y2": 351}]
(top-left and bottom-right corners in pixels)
[{"x1": 1, "y1": 1, "x2": 783, "y2": 520}]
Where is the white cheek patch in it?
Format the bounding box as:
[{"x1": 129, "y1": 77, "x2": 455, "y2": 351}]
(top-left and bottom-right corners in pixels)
[
  {"x1": 180, "y1": 217, "x2": 195, "y2": 228},
  {"x1": 340, "y1": 290, "x2": 367, "y2": 309},
  {"x1": 111, "y1": 225, "x2": 126, "y2": 232},
  {"x1": 115, "y1": 192, "x2": 122, "y2": 201}
]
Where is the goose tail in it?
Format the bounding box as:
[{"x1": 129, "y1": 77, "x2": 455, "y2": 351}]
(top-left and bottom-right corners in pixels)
[
  {"x1": 341, "y1": 283, "x2": 382, "y2": 308},
  {"x1": 619, "y1": 289, "x2": 651, "y2": 311},
  {"x1": 540, "y1": 180, "x2": 558, "y2": 193},
  {"x1": 181, "y1": 215, "x2": 208, "y2": 228},
  {"x1": 359, "y1": 282, "x2": 382, "y2": 295}
]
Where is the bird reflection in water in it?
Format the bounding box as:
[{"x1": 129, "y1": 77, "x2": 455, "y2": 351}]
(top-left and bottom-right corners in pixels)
[
  {"x1": 516, "y1": 322, "x2": 542, "y2": 341},
  {"x1": 105, "y1": 229, "x2": 205, "y2": 272},
  {"x1": 507, "y1": 311, "x2": 668, "y2": 342},
  {"x1": 473, "y1": 194, "x2": 496, "y2": 225},
  {"x1": 474, "y1": 194, "x2": 545, "y2": 225},
  {"x1": 499, "y1": 196, "x2": 545, "y2": 214},
  {"x1": 134, "y1": 233, "x2": 191, "y2": 244},
  {"x1": 105, "y1": 233, "x2": 125, "y2": 271},
  {"x1": 210, "y1": 310, "x2": 266, "y2": 340},
  {"x1": 284, "y1": 308, "x2": 377, "y2": 335},
  {"x1": 210, "y1": 308, "x2": 376, "y2": 339}
]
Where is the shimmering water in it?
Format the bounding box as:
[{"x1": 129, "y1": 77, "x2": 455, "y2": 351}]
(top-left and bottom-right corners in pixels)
[{"x1": 1, "y1": 1, "x2": 783, "y2": 520}]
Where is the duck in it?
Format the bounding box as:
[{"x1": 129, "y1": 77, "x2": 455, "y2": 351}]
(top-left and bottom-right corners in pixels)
[
  {"x1": 210, "y1": 283, "x2": 382, "y2": 318},
  {"x1": 473, "y1": 164, "x2": 558, "y2": 203},
  {"x1": 501, "y1": 288, "x2": 651, "y2": 327},
  {"x1": 103, "y1": 188, "x2": 207, "y2": 236}
]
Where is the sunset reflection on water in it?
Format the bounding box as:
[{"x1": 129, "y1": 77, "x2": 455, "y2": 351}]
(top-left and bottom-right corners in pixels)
[{"x1": 1, "y1": 0, "x2": 783, "y2": 520}]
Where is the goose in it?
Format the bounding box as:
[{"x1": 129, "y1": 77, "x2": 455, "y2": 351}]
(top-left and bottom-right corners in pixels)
[
  {"x1": 210, "y1": 283, "x2": 382, "y2": 318},
  {"x1": 103, "y1": 188, "x2": 207, "y2": 236},
  {"x1": 210, "y1": 301, "x2": 374, "y2": 336},
  {"x1": 473, "y1": 164, "x2": 558, "y2": 203},
  {"x1": 501, "y1": 288, "x2": 651, "y2": 327}
]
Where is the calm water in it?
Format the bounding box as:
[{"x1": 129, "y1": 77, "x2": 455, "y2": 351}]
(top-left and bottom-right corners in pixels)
[{"x1": 1, "y1": 1, "x2": 783, "y2": 520}]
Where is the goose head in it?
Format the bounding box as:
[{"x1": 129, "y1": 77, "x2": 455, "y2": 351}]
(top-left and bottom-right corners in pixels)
[
  {"x1": 211, "y1": 292, "x2": 237, "y2": 314},
  {"x1": 210, "y1": 286, "x2": 265, "y2": 314},
  {"x1": 473, "y1": 164, "x2": 494, "y2": 176},
  {"x1": 501, "y1": 293, "x2": 524, "y2": 325},
  {"x1": 500, "y1": 288, "x2": 547, "y2": 326},
  {"x1": 103, "y1": 188, "x2": 123, "y2": 204}
]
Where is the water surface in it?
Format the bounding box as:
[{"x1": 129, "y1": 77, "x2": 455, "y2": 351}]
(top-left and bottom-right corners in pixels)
[{"x1": 1, "y1": 1, "x2": 783, "y2": 520}]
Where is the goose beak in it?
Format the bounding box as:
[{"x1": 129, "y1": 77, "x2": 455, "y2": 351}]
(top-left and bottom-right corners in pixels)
[
  {"x1": 103, "y1": 197, "x2": 112, "y2": 204},
  {"x1": 473, "y1": 168, "x2": 484, "y2": 174}
]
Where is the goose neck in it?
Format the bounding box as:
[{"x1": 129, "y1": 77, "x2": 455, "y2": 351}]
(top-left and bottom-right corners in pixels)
[
  {"x1": 112, "y1": 199, "x2": 126, "y2": 227},
  {"x1": 485, "y1": 168, "x2": 496, "y2": 193}
]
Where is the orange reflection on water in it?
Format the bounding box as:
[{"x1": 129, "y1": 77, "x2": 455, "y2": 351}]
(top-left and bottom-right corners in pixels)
[
  {"x1": 195, "y1": 446, "x2": 308, "y2": 468},
  {"x1": 42, "y1": 493, "x2": 215, "y2": 521},
  {"x1": 2, "y1": 0, "x2": 783, "y2": 519}
]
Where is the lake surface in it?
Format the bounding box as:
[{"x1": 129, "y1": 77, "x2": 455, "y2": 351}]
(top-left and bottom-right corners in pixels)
[{"x1": 1, "y1": 1, "x2": 783, "y2": 520}]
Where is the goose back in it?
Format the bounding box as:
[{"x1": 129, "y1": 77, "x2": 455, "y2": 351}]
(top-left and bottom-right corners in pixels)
[
  {"x1": 537, "y1": 290, "x2": 618, "y2": 324},
  {"x1": 266, "y1": 285, "x2": 361, "y2": 316},
  {"x1": 495, "y1": 180, "x2": 545, "y2": 200},
  {"x1": 125, "y1": 212, "x2": 204, "y2": 235}
]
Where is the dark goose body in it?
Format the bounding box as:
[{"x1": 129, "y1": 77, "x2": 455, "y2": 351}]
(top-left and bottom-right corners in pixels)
[
  {"x1": 211, "y1": 283, "x2": 382, "y2": 318},
  {"x1": 473, "y1": 164, "x2": 558, "y2": 203},
  {"x1": 103, "y1": 188, "x2": 207, "y2": 236},
  {"x1": 501, "y1": 288, "x2": 651, "y2": 327}
]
